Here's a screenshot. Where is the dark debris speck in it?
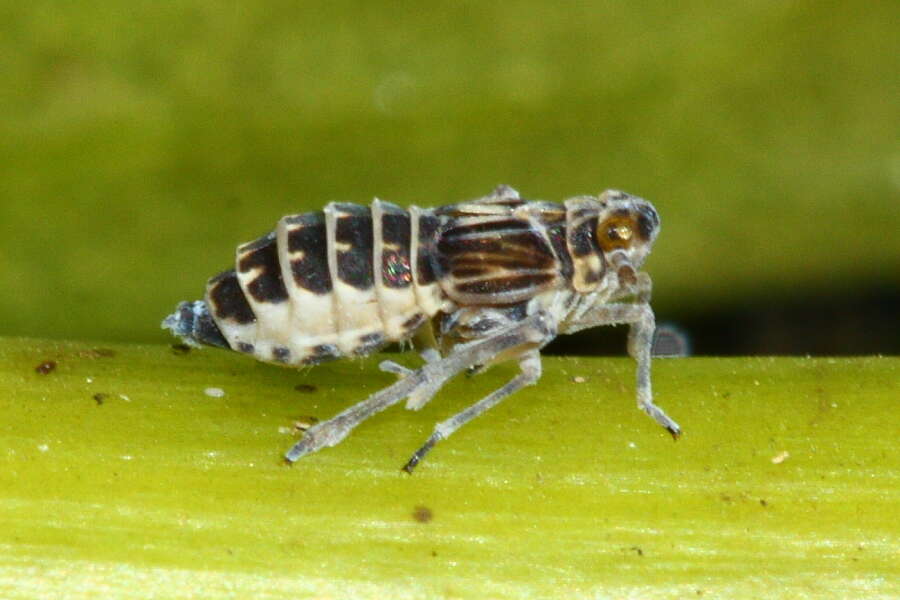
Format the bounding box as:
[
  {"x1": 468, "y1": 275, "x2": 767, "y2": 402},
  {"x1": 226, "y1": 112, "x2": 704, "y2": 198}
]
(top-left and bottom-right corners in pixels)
[
  {"x1": 171, "y1": 343, "x2": 192, "y2": 355},
  {"x1": 93, "y1": 393, "x2": 108, "y2": 405},
  {"x1": 294, "y1": 384, "x2": 318, "y2": 393},
  {"x1": 35, "y1": 361, "x2": 57, "y2": 375},
  {"x1": 412, "y1": 505, "x2": 433, "y2": 523}
]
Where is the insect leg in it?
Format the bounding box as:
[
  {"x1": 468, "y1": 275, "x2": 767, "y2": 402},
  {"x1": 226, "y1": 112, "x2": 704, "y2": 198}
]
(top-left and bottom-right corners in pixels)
[
  {"x1": 377, "y1": 352, "x2": 447, "y2": 411},
  {"x1": 626, "y1": 303, "x2": 681, "y2": 438},
  {"x1": 379, "y1": 319, "x2": 444, "y2": 410},
  {"x1": 379, "y1": 356, "x2": 444, "y2": 411},
  {"x1": 378, "y1": 360, "x2": 414, "y2": 377},
  {"x1": 403, "y1": 350, "x2": 542, "y2": 473},
  {"x1": 378, "y1": 348, "x2": 441, "y2": 378},
  {"x1": 285, "y1": 311, "x2": 555, "y2": 463},
  {"x1": 561, "y1": 296, "x2": 680, "y2": 439}
]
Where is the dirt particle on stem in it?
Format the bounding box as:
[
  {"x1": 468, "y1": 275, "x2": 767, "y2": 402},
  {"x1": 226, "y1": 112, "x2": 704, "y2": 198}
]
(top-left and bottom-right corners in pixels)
[
  {"x1": 35, "y1": 361, "x2": 57, "y2": 375},
  {"x1": 412, "y1": 505, "x2": 433, "y2": 523}
]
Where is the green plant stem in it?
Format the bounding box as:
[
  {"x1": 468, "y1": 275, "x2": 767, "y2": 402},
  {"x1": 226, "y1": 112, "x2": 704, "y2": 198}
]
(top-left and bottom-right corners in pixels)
[{"x1": 0, "y1": 337, "x2": 897, "y2": 599}]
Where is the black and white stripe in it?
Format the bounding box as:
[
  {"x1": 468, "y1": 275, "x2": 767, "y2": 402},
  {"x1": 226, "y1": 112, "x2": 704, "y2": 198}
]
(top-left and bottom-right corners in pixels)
[
  {"x1": 167, "y1": 187, "x2": 659, "y2": 366},
  {"x1": 199, "y1": 201, "x2": 452, "y2": 366}
]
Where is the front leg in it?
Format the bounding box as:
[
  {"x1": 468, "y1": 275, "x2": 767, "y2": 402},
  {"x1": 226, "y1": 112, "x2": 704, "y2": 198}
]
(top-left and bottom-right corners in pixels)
[
  {"x1": 561, "y1": 291, "x2": 680, "y2": 439},
  {"x1": 626, "y1": 302, "x2": 680, "y2": 438}
]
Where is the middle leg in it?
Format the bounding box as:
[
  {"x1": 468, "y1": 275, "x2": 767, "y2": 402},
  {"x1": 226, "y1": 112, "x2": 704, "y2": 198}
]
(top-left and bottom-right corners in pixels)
[{"x1": 403, "y1": 350, "x2": 543, "y2": 473}]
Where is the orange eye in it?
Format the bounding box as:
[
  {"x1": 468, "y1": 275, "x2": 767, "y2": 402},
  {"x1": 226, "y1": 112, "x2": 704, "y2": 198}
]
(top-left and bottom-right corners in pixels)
[
  {"x1": 611, "y1": 224, "x2": 632, "y2": 241},
  {"x1": 597, "y1": 217, "x2": 635, "y2": 251}
]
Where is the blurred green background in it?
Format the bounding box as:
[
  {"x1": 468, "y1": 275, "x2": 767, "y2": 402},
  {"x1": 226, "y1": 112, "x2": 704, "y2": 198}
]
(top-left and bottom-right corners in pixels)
[{"x1": 1, "y1": 1, "x2": 897, "y2": 353}]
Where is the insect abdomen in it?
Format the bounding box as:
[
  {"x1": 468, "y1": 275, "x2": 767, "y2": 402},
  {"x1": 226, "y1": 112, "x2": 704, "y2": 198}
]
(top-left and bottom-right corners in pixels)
[{"x1": 193, "y1": 201, "x2": 451, "y2": 366}]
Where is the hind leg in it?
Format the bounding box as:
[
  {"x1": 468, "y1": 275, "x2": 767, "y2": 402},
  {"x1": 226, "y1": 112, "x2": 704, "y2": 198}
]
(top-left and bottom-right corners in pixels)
[
  {"x1": 403, "y1": 351, "x2": 543, "y2": 473},
  {"x1": 285, "y1": 311, "x2": 555, "y2": 463}
]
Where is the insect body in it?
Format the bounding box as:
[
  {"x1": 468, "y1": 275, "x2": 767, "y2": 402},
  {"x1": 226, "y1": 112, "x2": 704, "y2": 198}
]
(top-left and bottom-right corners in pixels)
[{"x1": 162, "y1": 185, "x2": 680, "y2": 471}]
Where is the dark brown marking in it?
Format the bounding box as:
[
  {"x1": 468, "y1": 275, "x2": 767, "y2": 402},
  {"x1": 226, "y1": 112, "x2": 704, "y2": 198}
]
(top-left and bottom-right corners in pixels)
[
  {"x1": 582, "y1": 267, "x2": 603, "y2": 285},
  {"x1": 166, "y1": 300, "x2": 229, "y2": 349},
  {"x1": 637, "y1": 204, "x2": 659, "y2": 241},
  {"x1": 568, "y1": 217, "x2": 598, "y2": 257},
  {"x1": 433, "y1": 203, "x2": 465, "y2": 216},
  {"x1": 334, "y1": 204, "x2": 374, "y2": 290},
  {"x1": 238, "y1": 234, "x2": 289, "y2": 303},
  {"x1": 451, "y1": 267, "x2": 491, "y2": 278},
  {"x1": 441, "y1": 218, "x2": 532, "y2": 238},
  {"x1": 401, "y1": 313, "x2": 426, "y2": 331},
  {"x1": 353, "y1": 332, "x2": 386, "y2": 356},
  {"x1": 171, "y1": 343, "x2": 191, "y2": 355},
  {"x1": 294, "y1": 383, "x2": 318, "y2": 393},
  {"x1": 416, "y1": 215, "x2": 440, "y2": 285},
  {"x1": 35, "y1": 360, "x2": 57, "y2": 375},
  {"x1": 571, "y1": 207, "x2": 596, "y2": 221},
  {"x1": 546, "y1": 224, "x2": 574, "y2": 282},
  {"x1": 450, "y1": 252, "x2": 552, "y2": 270},
  {"x1": 272, "y1": 346, "x2": 291, "y2": 363},
  {"x1": 381, "y1": 210, "x2": 411, "y2": 246},
  {"x1": 436, "y1": 223, "x2": 558, "y2": 302},
  {"x1": 455, "y1": 273, "x2": 555, "y2": 296},
  {"x1": 286, "y1": 213, "x2": 332, "y2": 295},
  {"x1": 93, "y1": 393, "x2": 108, "y2": 405},
  {"x1": 303, "y1": 344, "x2": 341, "y2": 365},
  {"x1": 617, "y1": 264, "x2": 637, "y2": 287},
  {"x1": 438, "y1": 231, "x2": 554, "y2": 268},
  {"x1": 208, "y1": 271, "x2": 256, "y2": 324},
  {"x1": 288, "y1": 221, "x2": 331, "y2": 295},
  {"x1": 194, "y1": 309, "x2": 231, "y2": 349}
]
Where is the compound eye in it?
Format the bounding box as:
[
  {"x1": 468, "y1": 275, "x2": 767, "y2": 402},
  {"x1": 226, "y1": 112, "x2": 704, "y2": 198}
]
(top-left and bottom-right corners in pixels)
[
  {"x1": 597, "y1": 217, "x2": 635, "y2": 251},
  {"x1": 610, "y1": 223, "x2": 632, "y2": 241}
]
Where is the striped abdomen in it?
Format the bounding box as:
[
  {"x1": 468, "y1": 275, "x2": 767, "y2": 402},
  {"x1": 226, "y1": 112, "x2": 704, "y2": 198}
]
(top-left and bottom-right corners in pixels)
[{"x1": 203, "y1": 201, "x2": 452, "y2": 366}]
